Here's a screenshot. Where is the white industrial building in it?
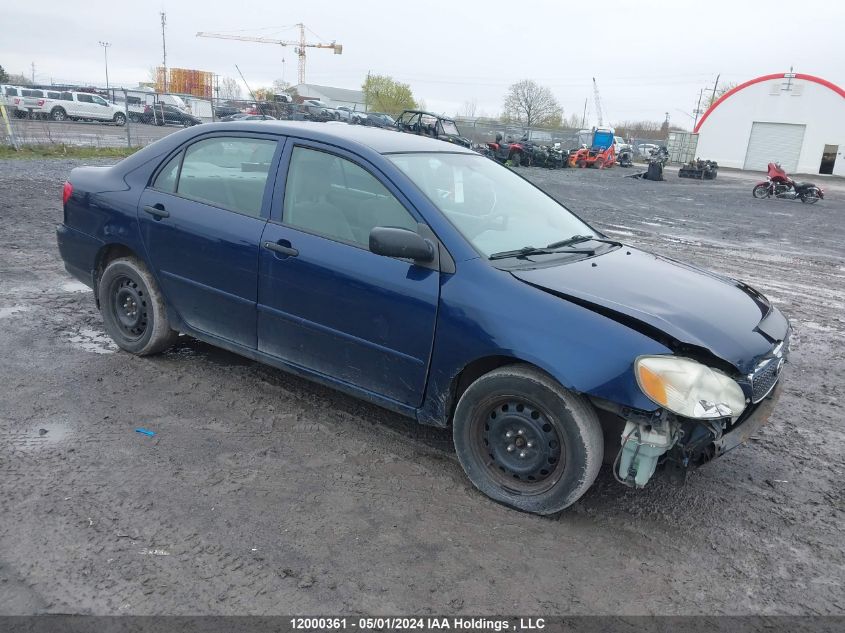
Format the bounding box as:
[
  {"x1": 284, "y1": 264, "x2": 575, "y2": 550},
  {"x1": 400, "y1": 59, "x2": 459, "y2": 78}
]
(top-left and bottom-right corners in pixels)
[
  {"x1": 293, "y1": 83, "x2": 367, "y2": 111},
  {"x1": 694, "y1": 72, "x2": 845, "y2": 176}
]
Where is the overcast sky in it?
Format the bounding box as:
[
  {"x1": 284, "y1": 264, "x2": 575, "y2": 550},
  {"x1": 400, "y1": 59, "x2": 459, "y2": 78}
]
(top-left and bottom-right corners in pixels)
[{"x1": 4, "y1": 0, "x2": 843, "y2": 128}]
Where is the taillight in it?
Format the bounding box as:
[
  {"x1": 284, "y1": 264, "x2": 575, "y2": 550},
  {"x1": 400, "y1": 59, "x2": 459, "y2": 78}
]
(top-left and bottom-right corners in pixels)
[
  {"x1": 37, "y1": 99, "x2": 45, "y2": 106},
  {"x1": 13, "y1": 97, "x2": 20, "y2": 104},
  {"x1": 62, "y1": 181, "x2": 73, "y2": 205}
]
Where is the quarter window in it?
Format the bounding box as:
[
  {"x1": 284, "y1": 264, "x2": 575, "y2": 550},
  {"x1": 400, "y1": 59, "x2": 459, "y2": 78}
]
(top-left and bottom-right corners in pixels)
[
  {"x1": 283, "y1": 146, "x2": 417, "y2": 247},
  {"x1": 153, "y1": 152, "x2": 182, "y2": 193},
  {"x1": 175, "y1": 137, "x2": 277, "y2": 217}
]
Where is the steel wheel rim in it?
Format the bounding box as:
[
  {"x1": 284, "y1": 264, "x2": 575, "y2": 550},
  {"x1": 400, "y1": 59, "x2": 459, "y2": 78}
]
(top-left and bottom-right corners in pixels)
[
  {"x1": 110, "y1": 275, "x2": 148, "y2": 340},
  {"x1": 753, "y1": 186, "x2": 769, "y2": 199},
  {"x1": 472, "y1": 396, "x2": 566, "y2": 495}
]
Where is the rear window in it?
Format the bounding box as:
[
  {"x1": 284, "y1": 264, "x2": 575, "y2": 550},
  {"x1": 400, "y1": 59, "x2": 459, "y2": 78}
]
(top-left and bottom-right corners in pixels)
[
  {"x1": 5, "y1": 87, "x2": 19, "y2": 96},
  {"x1": 22, "y1": 89, "x2": 44, "y2": 97}
]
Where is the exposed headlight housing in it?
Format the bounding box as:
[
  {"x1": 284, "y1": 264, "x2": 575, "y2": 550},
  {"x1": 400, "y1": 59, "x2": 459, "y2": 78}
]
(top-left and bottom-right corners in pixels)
[{"x1": 635, "y1": 356, "x2": 746, "y2": 420}]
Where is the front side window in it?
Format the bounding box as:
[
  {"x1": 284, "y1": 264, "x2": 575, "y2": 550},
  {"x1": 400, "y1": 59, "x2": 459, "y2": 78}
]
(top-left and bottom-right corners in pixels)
[
  {"x1": 439, "y1": 120, "x2": 460, "y2": 136},
  {"x1": 283, "y1": 146, "x2": 417, "y2": 247},
  {"x1": 174, "y1": 137, "x2": 277, "y2": 217},
  {"x1": 76, "y1": 94, "x2": 93, "y2": 103},
  {"x1": 389, "y1": 153, "x2": 595, "y2": 257},
  {"x1": 93, "y1": 96, "x2": 108, "y2": 107}
]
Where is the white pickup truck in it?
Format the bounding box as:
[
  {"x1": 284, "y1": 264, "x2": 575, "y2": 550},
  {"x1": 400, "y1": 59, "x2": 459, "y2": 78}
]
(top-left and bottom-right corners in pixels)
[{"x1": 43, "y1": 91, "x2": 127, "y2": 125}]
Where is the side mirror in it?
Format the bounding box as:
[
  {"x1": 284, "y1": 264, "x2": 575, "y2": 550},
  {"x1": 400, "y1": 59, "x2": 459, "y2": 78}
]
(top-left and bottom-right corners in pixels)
[{"x1": 369, "y1": 227, "x2": 434, "y2": 263}]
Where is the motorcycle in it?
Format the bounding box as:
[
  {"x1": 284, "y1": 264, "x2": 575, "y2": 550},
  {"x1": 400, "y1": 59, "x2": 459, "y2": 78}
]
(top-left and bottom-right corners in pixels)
[{"x1": 753, "y1": 162, "x2": 824, "y2": 204}]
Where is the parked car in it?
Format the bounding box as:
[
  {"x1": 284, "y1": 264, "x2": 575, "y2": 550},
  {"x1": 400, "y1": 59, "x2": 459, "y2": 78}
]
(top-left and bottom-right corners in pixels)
[
  {"x1": 219, "y1": 112, "x2": 249, "y2": 122},
  {"x1": 214, "y1": 106, "x2": 242, "y2": 119},
  {"x1": 366, "y1": 112, "x2": 396, "y2": 129},
  {"x1": 335, "y1": 106, "x2": 367, "y2": 124},
  {"x1": 302, "y1": 99, "x2": 335, "y2": 121},
  {"x1": 150, "y1": 103, "x2": 203, "y2": 127},
  {"x1": 56, "y1": 122, "x2": 790, "y2": 515},
  {"x1": 44, "y1": 91, "x2": 126, "y2": 125}
]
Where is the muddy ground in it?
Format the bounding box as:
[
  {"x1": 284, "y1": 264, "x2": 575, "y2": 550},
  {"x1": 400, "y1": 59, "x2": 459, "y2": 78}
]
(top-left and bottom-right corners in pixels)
[{"x1": 0, "y1": 158, "x2": 843, "y2": 616}]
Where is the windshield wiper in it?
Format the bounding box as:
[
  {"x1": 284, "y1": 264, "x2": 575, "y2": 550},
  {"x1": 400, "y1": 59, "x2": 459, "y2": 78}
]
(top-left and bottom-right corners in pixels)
[
  {"x1": 546, "y1": 234, "x2": 623, "y2": 249},
  {"x1": 488, "y1": 245, "x2": 595, "y2": 260}
]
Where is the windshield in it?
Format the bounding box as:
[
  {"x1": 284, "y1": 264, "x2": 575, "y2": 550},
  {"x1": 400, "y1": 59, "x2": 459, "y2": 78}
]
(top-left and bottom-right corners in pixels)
[
  {"x1": 439, "y1": 120, "x2": 460, "y2": 136},
  {"x1": 388, "y1": 153, "x2": 595, "y2": 257}
]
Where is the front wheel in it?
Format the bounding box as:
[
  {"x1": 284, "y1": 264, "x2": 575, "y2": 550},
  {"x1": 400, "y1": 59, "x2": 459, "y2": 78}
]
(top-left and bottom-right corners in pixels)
[
  {"x1": 113, "y1": 112, "x2": 126, "y2": 126},
  {"x1": 453, "y1": 365, "x2": 604, "y2": 514},
  {"x1": 752, "y1": 184, "x2": 770, "y2": 199},
  {"x1": 98, "y1": 257, "x2": 178, "y2": 356}
]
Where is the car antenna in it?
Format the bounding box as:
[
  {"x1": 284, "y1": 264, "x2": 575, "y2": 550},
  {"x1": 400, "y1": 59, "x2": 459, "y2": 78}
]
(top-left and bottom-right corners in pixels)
[{"x1": 234, "y1": 64, "x2": 268, "y2": 117}]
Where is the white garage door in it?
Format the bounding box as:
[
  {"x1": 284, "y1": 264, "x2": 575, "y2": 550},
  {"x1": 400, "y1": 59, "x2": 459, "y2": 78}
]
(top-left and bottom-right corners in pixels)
[{"x1": 743, "y1": 122, "x2": 806, "y2": 172}]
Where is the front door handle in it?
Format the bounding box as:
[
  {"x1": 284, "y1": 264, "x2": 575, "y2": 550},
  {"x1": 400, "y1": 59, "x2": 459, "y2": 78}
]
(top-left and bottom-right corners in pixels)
[
  {"x1": 143, "y1": 205, "x2": 170, "y2": 219},
  {"x1": 262, "y1": 241, "x2": 299, "y2": 257}
]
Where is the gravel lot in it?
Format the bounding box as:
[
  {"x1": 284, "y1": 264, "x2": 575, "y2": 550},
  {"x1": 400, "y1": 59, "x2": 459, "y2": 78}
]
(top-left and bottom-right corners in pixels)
[{"x1": 0, "y1": 158, "x2": 843, "y2": 616}]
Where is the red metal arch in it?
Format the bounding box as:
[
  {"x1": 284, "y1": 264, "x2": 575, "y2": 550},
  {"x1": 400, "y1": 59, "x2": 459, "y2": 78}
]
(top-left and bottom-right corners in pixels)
[{"x1": 693, "y1": 73, "x2": 845, "y2": 133}]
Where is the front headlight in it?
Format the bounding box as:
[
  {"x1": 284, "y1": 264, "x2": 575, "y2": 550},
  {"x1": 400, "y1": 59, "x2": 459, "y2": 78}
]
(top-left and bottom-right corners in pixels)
[{"x1": 635, "y1": 356, "x2": 746, "y2": 419}]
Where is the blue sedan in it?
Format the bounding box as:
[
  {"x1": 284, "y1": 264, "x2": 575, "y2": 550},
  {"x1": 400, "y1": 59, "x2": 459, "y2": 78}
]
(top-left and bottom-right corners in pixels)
[{"x1": 56, "y1": 122, "x2": 790, "y2": 514}]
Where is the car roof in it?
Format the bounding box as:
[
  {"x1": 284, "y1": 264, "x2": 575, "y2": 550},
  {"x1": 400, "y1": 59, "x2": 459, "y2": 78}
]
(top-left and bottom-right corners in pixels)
[{"x1": 217, "y1": 121, "x2": 477, "y2": 154}]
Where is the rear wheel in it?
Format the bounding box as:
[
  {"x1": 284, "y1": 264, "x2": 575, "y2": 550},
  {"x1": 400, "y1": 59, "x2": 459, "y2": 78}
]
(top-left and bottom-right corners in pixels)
[
  {"x1": 594, "y1": 158, "x2": 605, "y2": 169},
  {"x1": 113, "y1": 112, "x2": 126, "y2": 126},
  {"x1": 98, "y1": 257, "x2": 178, "y2": 356},
  {"x1": 51, "y1": 107, "x2": 67, "y2": 121},
  {"x1": 752, "y1": 184, "x2": 770, "y2": 199},
  {"x1": 800, "y1": 188, "x2": 821, "y2": 204},
  {"x1": 453, "y1": 365, "x2": 604, "y2": 515},
  {"x1": 576, "y1": 158, "x2": 587, "y2": 168},
  {"x1": 509, "y1": 152, "x2": 520, "y2": 167}
]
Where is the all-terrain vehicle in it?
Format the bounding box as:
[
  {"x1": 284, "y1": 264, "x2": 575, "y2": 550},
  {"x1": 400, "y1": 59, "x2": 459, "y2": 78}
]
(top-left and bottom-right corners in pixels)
[
  {"x1": 679, "y1": 158, "x2": 719, "y2": 180},
  {"x1": 396, "y1": 110, "x2": 472, "y2": 148}
]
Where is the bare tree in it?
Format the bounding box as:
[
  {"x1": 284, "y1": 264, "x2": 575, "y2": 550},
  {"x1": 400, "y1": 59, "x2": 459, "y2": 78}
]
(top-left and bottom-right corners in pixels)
[
  {"x1": 460, "y1": 99, "x2": 477, "y2": 118},
  {"x1": 219, "y1": 77, "x2": 242, "y2": 101},
  {"x1": 503, "y1": 79, "x2": 562, "y2": 128}
]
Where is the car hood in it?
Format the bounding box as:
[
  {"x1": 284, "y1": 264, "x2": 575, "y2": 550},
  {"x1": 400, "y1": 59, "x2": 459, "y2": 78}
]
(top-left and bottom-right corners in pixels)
[{"x1": 511, "y1": 246, "x2": 789, "y2": 374}]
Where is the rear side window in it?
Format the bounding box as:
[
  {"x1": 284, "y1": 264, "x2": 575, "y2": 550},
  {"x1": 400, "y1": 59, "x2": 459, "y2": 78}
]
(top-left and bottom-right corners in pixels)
[
  {"x1": 76, "y1": 94, "x2": 93, "y2": 103},
  {"x1": 175, "y1": 137, "x2": 277, "y2": 217},
  {"x1": 61, "y1": 92, "x2": 73, "y2": 101}
]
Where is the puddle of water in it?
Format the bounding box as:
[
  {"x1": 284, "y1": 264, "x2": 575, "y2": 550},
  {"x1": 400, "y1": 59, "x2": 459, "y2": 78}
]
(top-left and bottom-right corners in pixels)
[
  {"x1": 0, "y1": 305, "x2": 31, "y2": 319},
  {"x1": 61, "y1": 280, "x2": 91, "y2": 294},
  {"x1": 67, "y1": 328, "x2": 118, "y2": 354}
]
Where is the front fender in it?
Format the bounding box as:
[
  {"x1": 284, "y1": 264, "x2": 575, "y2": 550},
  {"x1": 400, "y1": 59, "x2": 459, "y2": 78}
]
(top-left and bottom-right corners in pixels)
[{"x1": 417, "y1": 259, "x2": 670, "y2": 426}]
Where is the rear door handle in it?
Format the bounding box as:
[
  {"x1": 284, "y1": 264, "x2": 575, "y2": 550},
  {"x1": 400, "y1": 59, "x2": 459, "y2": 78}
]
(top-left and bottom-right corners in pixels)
[
  {"x1": 143, "y1": 205, "x2": 170, "y2": 219},
  {"x1": 262, "y1": 241, "x2": 299, "y2": 257}
]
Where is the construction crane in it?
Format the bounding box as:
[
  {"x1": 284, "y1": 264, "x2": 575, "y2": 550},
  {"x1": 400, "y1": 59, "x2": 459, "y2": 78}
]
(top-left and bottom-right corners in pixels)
[
  {"x1": 592, "y1": 77, "x2": 604, "y2": 127},
  {"x1": 196, "y1": 24, "x2": 342, "y2": 85}
]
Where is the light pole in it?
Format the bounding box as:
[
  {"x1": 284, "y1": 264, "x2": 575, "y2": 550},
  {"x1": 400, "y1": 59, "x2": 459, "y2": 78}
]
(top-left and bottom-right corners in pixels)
[{"x1": 98, "y1": 41, "x2": 111, "y2": 90}]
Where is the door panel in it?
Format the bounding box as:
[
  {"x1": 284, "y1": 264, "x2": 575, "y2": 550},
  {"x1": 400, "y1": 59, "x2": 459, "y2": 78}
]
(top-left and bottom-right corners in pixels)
[
  {"x1": 258, "y1": 225, "x2": 439, "y2": 405},
  {"x1": 137, "y1": 135, "x2": 281, "y2": 347},
  {"x1": 257, "y1": 144, "x2": 439, "y2": 406}
]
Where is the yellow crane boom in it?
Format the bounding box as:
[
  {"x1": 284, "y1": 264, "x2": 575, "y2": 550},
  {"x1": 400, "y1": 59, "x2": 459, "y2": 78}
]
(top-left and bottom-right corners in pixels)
[{"x1": 196, "y1": 23, "x2": 342, "y2": 85}]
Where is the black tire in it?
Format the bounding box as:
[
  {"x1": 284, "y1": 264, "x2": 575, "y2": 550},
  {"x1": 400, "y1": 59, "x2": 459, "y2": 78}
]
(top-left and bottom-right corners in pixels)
[
  {"x1": 594, "y1": 157, "x2": 605, "y2": 169},
  {"x1": 51, "y1": 107, "x2": 67, "y2": 121},
  {"x1": 453, "y1": 365, "x2": 603, "y2": 514},
  {"x1": 509, "y1": 152, "x2": 520, "y2": 167},
  {"x1": 113, "y1": 112, "x2": 126, "y2": 126},
  {"x1": 752, "y1": 184, "x2": 770, "y2": 199},
  {"x1": 129, "y1": 113, "x2": 140, "y2": 123},
  {"x1": 98, "y1": 257, "x2": 178, "y2": 356},
  {"x1": 800, "y1": 188, "x2": 820, "y2": 204},
  {"x1": 576, "y1": 158, "x2": 587, "y2": 168}
]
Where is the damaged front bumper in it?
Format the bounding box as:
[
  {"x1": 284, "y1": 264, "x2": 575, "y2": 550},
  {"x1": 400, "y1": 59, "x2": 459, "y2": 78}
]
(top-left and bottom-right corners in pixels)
[{"x1": 617, "y1": 377, "x2": 784, "y2": 488}]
